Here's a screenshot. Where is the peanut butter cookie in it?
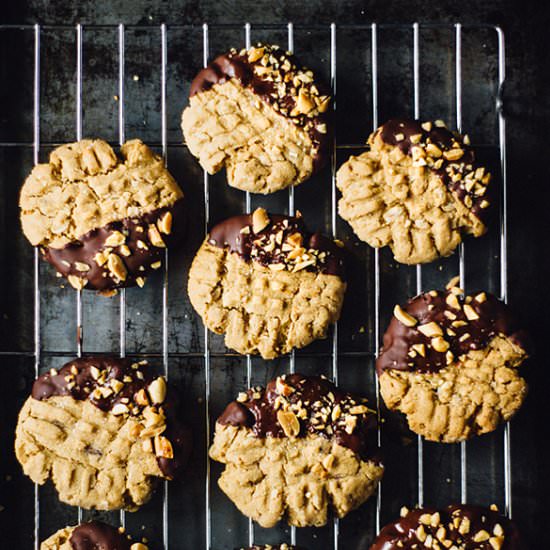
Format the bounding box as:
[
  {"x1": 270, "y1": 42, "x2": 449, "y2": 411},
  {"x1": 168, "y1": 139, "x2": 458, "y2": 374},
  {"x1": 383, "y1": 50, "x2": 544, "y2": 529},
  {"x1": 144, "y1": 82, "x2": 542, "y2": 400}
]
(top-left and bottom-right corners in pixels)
[
  {"x1": 370, "y1": 504, "x2": 525, "y2": 549},
  {"x1": 41, "y1": 521, "x2": 148, "y2": 550},
  {"x1": 19, "y1": 139, "x2": 184, "y2": 292},
  {"x1": 15, "y1": 357, "x2": 191, "y2": 510},
  {"x1": 377, "y1": 278, "x2": 529, "y2": 442},
  {"x1": 209, "y1": 374, "x2": 383, "y2": 528},
  {"x1": 188, "y1": 208, "x2": 346, "y2": 359},
  {"x1": 181, "y1": 44, "x2": 331, "y2": 194},
  {"x1": 337, "y1": 119, "x2": 491, "y2": 264}
]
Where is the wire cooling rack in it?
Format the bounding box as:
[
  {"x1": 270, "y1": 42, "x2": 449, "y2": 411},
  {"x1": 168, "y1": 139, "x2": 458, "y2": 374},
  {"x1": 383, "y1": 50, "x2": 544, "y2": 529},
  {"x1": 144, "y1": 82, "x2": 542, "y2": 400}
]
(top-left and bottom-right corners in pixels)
[{"x1": 0, "y1": 22, "x2": 509, "y2": 550}]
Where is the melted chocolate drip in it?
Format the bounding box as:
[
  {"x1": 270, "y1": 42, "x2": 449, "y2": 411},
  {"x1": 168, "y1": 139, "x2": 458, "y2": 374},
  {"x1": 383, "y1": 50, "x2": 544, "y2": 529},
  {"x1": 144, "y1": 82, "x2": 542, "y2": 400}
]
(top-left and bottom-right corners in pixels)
[
  {"x1": 208, "y1": 212, "x2": 345, "y2": 278},
  {"x1": 218, "y1": 374, "x2": 379, "y2": 461},
  {"x1": 370, "y1": 505, "x2": 525, "y2": 550},
  {"x1": 69, "y1": 521, "x2": 132, "y2": 550},
  {"x1": 377, "y1": 290, "x2": 529, "y2": 374},
  {"x1": 33, "y1": 357, "x2": 190, "y2": 479},
  {"x1": 43, "y1": 199, "x2": 185, "y2": 292},
  {"x1": 189, "y1": 46, "x2": 331, "y2": 173},
  {"x1": 377, "y1": 118, "x2": 492, "y2": 222}
]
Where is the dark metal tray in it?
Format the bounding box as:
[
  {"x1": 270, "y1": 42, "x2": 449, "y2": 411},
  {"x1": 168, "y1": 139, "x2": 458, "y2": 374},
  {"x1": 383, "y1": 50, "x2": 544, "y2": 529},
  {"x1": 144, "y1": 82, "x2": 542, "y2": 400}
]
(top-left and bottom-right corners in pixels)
[{"x1": 0, "y1": 22, "x2": 516, "y2": 549}]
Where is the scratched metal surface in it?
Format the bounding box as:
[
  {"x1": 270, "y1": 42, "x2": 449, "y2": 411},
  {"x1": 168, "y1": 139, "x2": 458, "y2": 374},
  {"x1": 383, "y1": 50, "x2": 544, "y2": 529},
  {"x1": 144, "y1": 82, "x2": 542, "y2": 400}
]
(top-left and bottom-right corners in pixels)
[{"x1": 0, "y1": 22, "x2": 532, "y2": 550}]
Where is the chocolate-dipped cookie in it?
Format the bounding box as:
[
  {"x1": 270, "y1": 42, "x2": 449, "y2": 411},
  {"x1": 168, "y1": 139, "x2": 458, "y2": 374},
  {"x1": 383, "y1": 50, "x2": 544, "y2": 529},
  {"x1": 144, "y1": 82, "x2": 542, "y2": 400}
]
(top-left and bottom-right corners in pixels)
[
  {"x1": 15, "y1": 357, "x2": 191, "y2": 510},
  {"x1": 41, "y1": 521, "x2": 148, "y2": 550},
  {"x1": 370, "y1": 504, "x2": 525, "y2": 549},
  {"x1": 187, "y1": 208, "x2": 346, "y2": 359},
  {"x1": 376, "y1": 278, "x2": 529, "y2": 442},
  {"x1": 209, "y1": 374, "x2": 383, "y2": 528},
  {"x1": 181, "y1": 44, "x2": 331, "y2": 194},
  {"x1": 337, "y1": 118, "x2": 492, "y2": 264},
  {"x1": 20, "y1": 139, "x2": 184, "y2": 292}
]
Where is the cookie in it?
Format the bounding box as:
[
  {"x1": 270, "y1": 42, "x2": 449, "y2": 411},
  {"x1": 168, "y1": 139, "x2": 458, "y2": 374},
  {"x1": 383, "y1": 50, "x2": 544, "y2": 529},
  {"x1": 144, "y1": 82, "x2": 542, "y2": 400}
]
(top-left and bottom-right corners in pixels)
[
  {"x1": 209, "y1": 374, "x2": 383, "y2": 528},
  {"x1": 181, "y1": 44, "x2": 331, "y2": 194},
  {"x1": 15, "y1": 357, "x2": 191, "y2": 510},
  {"x1": 370, "y1": 504, "x2": 525, "y2": 549},
  {"x1": 337, "y1": 118, "x2": 491, "y2": 264},
  {"x1": 188, "y1": 208, "x2": 346, "y2": 359},
  {"x1": 19, "y1": 139, "x2": 184, "y2": 292},
  {"x1": 41, "y1": 521, "x2": 148, "y2": 550},
  {"x1": 376, "y1": 278, "x2": 529, "y2": 442}
]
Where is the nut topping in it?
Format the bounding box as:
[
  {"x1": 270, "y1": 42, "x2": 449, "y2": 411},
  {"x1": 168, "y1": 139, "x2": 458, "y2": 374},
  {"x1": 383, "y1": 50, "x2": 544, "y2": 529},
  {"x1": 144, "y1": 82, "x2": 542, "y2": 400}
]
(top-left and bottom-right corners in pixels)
[
  {"x1": 418, "y1": 322, "x2": 443, "y2": 338},
  {"x1": 218, "y1": 374, "x2": 378, "y2": 458},
  {"x1": 443, "y1": 148, "x2": 464, "y2": 161},
  {"x1": 148, "y1": 224, "x2": 166, "y2": 248},
  {"x1": 412, "y1": 343, "x2": 426, "y2": 357},
  {"x1": 67, "y1": 275, "x2": 87, "y2": 290},
  {"x1": 247, "y1": 46, "x2": 265, "y2": 63},
  {"x1": 112, "y1": 403, "x2": 129, "y2": 416},
  {"x1": 93, "y1": 251, "x2": 108, "y2": 266},
  {"x1": 277, "y1": 410, "x2": 300, "y2": 438},
  {"x1": 74, "y1": 261, "x2": 90, "y2": 272},
  {"x1": 119, "y1": 244, "x2": 131, "y2": 257},
  {"x1": 378, "y1": 282, "x2": 528, "y2": 375},
  {"x1": 147, "y1": 377, "x2": 167, "y2": 404},
  {"x1": 105, "y1": 230, "x2": 126, "y2": 247},
  {"x1": 378, "y1": 119, "x2": 492, "y2": 219},
  {"x1": 349, "y1": 405, "x2": 369, "y2": 415},
  {"x1": 473, "y1": 529, "x2": 490, "y2": 542},
  {"x1": 154, "y1": 434, "x2": 174, "y2": 459},
  {"x1": 445, "y1": 292, "x2": 460, "y2": 309},
  {"x1": 276, "y1": 376, "x2": 295, "y2": 396},
  {"x1": 107, "y1": 253, "x2": 127, "y2": 282},
  {"x1": 463, "y1": 304, "x2": 480, "y2": 321},
  {"x1": 157, "y1": 211, "x2": 173, "y2": 235},
  {"x1": 252, "y1": 207, "x2": 270, "y2": 234},
  {"x1": 372, "y1": 505, "x2": 522, "y2": 549},
  {"x1": 431, "y1": 336, "x2": 450, "y2": 353},
  {"x1": 294, "y1": 88, "x2": 315, "y2": 115},
  {"x1": 209, "y1": 211, "x2": 343, "y2": 277},
  {"x1": 393, "y1": 305, "x2": 417, "y2": 327},
  {"x1": 135, "y1": 388, "x2": 149, "y2": 407}
]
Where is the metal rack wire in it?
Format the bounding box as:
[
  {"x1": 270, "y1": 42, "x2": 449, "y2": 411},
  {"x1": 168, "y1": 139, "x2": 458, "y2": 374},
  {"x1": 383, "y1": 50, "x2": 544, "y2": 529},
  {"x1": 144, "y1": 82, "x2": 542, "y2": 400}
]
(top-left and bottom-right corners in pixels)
[{"x1": 0, "y1": 21, "x2": 510, "y2": 550}]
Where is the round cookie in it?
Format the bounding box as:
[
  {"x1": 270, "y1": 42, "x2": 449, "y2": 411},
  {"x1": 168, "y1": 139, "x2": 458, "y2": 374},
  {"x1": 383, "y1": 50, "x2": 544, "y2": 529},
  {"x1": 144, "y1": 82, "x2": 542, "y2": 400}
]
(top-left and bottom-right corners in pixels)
[
  {"x1": 209, "y1": 374, "x2": 383, "y2": 528},
  {"x1": 376, "y1": 278, "x2": 529, "y2": 442},
  {"x1": 370, "y1": 504, "x2": 525, "y2": 549},
  {"x1": 181, "y1": 44, "x2": 331, "y2": 194},
  {"x1": 41, "y1": 521, "x2": 148, "y2": 550},
  {"x1": 15, "y1": 357, "x2": 191, "y2": 510},
  {"x1": 188, "y1": 208, "x2": 346, "y2": 359},
  {"x1": 336, "y1": 118, "x2": 492, "y2": 264},
  {"x1": 20, "y1": 139, "x2": 184, "y2": 292}
]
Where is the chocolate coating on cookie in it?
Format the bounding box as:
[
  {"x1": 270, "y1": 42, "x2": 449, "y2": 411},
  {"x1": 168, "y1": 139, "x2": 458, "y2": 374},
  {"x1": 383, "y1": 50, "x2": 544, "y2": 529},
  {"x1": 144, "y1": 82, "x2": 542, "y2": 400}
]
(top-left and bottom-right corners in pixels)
[
  {"x1": 370, "y1": 505, "x2": 525, "y2": 549},
  {"x1": 376, "y1": 118, "x2": 492, "y2": 221},
  {"x1": 43, "y1": 199, "x2": 185, "y2": 292},
  {"x1": 208, "y1": 209, "x2": 345, "y2": 278},
  {"x1": 377, "y1": 285, "x2": 529, "y2": 374},
  {"x1": 218, "y1": 374, "x2": 378, "y2": 460},
  {"x1": 189, "y1": 44, "x2": 331, "y2": 172},
  {"x1": 33, "y1": 357, "x2": 190, "y2": 479},
  {"x1": 69, "y1": 521, "x2": 134, "y2": 550}
]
